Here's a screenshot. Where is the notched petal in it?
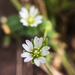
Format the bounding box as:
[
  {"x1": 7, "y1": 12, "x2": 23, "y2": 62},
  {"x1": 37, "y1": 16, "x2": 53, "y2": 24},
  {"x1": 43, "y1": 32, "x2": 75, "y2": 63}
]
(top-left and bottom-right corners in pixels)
[
  {"x1": 42, "y1": 46, "x2": 50, "y2": 51},
  {"x1": 39, "y1": 57, "x2": 45, "y2": 63},
  {"x1": 26, "y1": 40, "x2": 33, "y2": 50},
  {"x1": 21, "y1": 52, "x2": 30, "y2": 58},
  {"x1": 22, "y1": 44, "x2": 30, "y2": 51}
]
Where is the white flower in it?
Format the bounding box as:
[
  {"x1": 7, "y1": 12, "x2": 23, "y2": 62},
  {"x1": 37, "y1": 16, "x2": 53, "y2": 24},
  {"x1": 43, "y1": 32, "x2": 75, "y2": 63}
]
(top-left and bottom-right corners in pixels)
[
  {"x1": 21, "y1": 36, "x2": 50, "y2": 66},
  {"x1": 19, "y1": 6, "x2": 43, "y2": 27}
]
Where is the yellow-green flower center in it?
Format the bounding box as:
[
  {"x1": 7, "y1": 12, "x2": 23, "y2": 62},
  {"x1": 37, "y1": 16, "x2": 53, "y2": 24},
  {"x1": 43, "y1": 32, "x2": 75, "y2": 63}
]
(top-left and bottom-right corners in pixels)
[
  {"x1": 31, "y1": 47, "x2": 41, "y2": 58},
  {"x1": 27, "y1": 16, "x2": 34, "y2": 24}
]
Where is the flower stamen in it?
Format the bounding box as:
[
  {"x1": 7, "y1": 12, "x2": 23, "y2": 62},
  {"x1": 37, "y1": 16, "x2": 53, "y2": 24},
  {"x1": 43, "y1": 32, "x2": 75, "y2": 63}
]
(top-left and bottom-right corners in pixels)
[
  {"x1": 21, "y1": 36, "x2": 50, "y2": 66},
  {"x1": 27, "y1": 16, "x2": 34, "y2": 24}
]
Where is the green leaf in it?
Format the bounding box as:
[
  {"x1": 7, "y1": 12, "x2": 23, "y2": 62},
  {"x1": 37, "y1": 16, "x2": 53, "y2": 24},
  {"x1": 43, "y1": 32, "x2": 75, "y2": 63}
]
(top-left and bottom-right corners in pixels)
[
  {"x1": 17, "y1": 27, "x2": 38, "y2": 37},
  {"x1": 7, "y1": 14, "x2": 20, "y2": 27}
]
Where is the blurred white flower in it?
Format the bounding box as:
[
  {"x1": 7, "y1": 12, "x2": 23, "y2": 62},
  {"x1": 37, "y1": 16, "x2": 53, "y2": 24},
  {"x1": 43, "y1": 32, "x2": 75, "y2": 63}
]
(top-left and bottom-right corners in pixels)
[
  {"x1": 19, "y1": 6, "x2": 43, "y2": 27},
  {"x1": 21, "y1": 36, "x2": 50, "y2": 66}
]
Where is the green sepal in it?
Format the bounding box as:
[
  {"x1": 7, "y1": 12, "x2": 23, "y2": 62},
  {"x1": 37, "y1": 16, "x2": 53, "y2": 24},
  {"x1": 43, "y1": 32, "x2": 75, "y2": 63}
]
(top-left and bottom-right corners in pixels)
[
  {"x1": 45, "y1": 21, "x2": 52, "y2": 32},
  {"x1": 31, "y1": 39, "x2": 34, "y2": 47},
  {"x1": 31, "y1": 59, "x2": 34, "y2": 63}
]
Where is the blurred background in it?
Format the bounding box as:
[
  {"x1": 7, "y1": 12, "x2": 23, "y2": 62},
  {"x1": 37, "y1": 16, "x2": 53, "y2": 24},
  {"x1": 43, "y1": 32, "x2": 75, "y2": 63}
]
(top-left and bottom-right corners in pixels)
[{"x1": 0, "y1": 0, "x2": 75, "y2": 75}]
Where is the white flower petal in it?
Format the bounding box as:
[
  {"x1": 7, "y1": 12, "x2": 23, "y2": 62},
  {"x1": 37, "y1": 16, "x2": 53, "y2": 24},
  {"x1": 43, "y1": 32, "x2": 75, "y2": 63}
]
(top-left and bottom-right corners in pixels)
[
  {"x1": 42, "y1": 46, "x2": 50, "y2": 51},
  {"x1": 34, "y1": 20, "x2": 42, "y2": 24},
  {"x1": 35, "y1": 15, "x2": 43, "y2": 20},
  {"x1": 23, "y1": 23, "x2": 28, "y2": 26},
  {"x1": 30, "y1": 6, "x2": 35, "y2": 15},
  {"x1": 22, "y1": 44, "x2": 30, "y2": 52},
  {"x1": 38, "y1": 37, "x2": 43, "y2": 48},
  {"x1": 19, "y1": 11, "x2": 27, "y2": 19},
  {"x1": 30, "y1": 23, "x2": 37, "y2": 27},
  {"x1": 31, "y1": 20, "x2": 42, "y2": 27},
  {"x1": 26, "y1": 40, "x2": 33, "y2": 50},
  {"x1": 41, "y1": 46, "x2": 50, "y2": 55},
  {"x1": 38, "y1": 57, "x2": 45, "y2": 63},
  {"x1": 34, "y1": 8, "x2": 38, "y2": 16},
  {"x1": 24, "y1": 55, "x2": 33, "y2": 62},
  {"x1": 37, "y1": 37, "x2": 43, "y2": 48},
  {"x1": 34, "y1": 36, "x2": 39, "y2": 47},
  {"x1": 20, "y1": 19, "x2": 28, "y2": 26},
  {"x1": 21, "y1": 7, "x2": 28, "y2": 17},
  {"x1": 42, "y1": 50, "x2": 50, "y2": 55},
  {"x1": 34, "y1": 59, "x2": 40, "y2": 66},
  {"x1": 21, "y1": 52, "x2": 30, "y2": 58},
  {"x1": 34, "y1": 36, "x2": 43, "y2": 48}
]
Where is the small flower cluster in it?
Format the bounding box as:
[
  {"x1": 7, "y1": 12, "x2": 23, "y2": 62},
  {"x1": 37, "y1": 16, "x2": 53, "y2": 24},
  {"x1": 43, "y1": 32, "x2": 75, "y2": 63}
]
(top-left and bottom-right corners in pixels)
[
  {"x1": 19, "y1": 6, "x2": 43, "y2": 27},
  {"x1": 21, "y1": 36, "x2": 50, "y2": 66},
  {"x1": 20, "y1": 6, "x2": 50, "y2": 67}
]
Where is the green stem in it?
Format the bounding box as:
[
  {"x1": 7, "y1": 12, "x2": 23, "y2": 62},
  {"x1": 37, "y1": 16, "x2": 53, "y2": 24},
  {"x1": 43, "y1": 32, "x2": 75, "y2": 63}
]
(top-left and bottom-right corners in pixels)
[
  {"x1": 45, "y1": 62, "x2": 54, "y2": 75},
  {"x1": 11, "y1": 0, "x2": 21, "y2": 11},
  {"x1": 49, "y1": 40, "x2": 75, "y2": 75},
  {"x1": 44, "y1": 30, "x2": 47, "y2": 41}
]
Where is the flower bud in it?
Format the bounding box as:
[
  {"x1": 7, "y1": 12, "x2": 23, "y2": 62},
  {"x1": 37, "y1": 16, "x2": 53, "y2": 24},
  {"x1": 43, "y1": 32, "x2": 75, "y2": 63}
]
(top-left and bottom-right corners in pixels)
[{"x1": 45, "y1": 21, "x2": 52, "y2": 32}]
